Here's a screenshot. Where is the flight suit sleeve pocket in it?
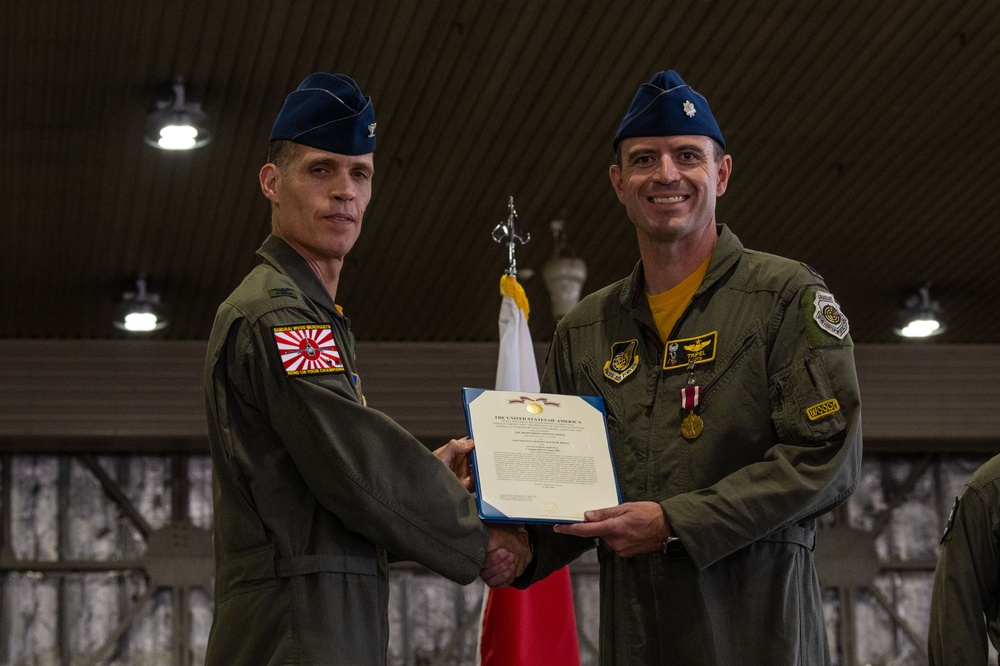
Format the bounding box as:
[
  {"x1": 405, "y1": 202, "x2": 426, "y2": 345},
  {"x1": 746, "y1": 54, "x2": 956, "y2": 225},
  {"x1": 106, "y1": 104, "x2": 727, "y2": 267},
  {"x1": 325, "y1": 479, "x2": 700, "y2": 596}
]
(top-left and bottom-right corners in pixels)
[{"x1": 771, "y1": 351, "x2": 848, "y2": 444}]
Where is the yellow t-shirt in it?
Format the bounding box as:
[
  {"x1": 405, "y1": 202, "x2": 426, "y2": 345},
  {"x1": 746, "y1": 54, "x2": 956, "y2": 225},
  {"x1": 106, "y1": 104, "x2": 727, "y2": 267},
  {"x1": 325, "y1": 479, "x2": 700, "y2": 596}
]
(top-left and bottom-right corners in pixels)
[{"x1": 646, "y1": 254, "x2": 712, "y2": 343}]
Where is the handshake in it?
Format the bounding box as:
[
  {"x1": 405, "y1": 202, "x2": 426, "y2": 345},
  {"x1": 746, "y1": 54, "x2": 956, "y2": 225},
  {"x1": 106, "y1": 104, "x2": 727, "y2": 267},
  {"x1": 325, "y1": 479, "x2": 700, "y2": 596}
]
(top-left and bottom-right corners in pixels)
[
  {"x1": 435, "y1": 438, "x2": 533, "y2": 588},
  {"x1": 482, "y1": 524, "x2": 532, "y2": 588}
]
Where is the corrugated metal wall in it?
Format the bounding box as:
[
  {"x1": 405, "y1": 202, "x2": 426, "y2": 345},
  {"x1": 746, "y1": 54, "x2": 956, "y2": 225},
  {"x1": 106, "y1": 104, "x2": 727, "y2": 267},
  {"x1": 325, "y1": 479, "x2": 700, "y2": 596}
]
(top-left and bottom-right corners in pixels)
[{"x1": 1, "y1": 341, "x2": 999, "y2": 450}]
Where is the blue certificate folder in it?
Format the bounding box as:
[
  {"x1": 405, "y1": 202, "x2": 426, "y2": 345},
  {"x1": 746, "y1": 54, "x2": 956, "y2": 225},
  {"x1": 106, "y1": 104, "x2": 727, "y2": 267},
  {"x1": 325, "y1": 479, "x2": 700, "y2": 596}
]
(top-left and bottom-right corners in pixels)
[{"x1": 462, "y1": 387, "x2": 622, "y2": 524}]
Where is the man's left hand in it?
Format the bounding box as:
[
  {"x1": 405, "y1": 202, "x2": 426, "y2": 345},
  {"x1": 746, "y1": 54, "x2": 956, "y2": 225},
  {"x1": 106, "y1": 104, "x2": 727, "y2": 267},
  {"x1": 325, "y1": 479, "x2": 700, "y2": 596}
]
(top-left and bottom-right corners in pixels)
[{"x1": 552, "y1": 501, "x2": 669, "y2": 557}]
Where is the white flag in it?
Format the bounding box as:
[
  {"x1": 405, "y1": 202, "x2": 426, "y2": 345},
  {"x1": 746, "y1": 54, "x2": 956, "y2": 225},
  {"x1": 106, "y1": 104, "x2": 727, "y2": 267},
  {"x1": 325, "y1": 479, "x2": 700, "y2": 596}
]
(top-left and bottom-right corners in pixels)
[{"x1": 495, "y1": 275, "x2": 539, "y2": 393}]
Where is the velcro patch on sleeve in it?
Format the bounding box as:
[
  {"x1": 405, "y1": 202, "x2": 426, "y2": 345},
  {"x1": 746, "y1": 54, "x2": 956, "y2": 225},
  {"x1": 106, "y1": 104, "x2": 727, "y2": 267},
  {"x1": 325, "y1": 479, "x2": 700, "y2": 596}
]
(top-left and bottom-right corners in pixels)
[
  {"x1": 805, "y1": 398, "x2": 841, "y2": 421},
  {"x1": 802, "y1": 288, "x2": 852, "y2": 347},
  {"x1": 272, "y1": 324, "x2": 344, "y2": 375}
]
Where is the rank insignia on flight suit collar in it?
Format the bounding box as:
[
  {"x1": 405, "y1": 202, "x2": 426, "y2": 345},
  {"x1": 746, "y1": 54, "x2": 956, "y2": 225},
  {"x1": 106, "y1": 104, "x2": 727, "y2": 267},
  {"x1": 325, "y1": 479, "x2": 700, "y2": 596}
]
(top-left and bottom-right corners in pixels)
[
  {"x1": 272, "y1": 324, "x2": 345, "y2": 375},
  {"x1": 604, "y1": 339, "x2": 640, "y2": 383},
  {"x1": 268, "y1": 287, "x2": 297, "y2": 299},
  {"x1": 663, "y1": 331, "x2": 718, "y2": 371}
]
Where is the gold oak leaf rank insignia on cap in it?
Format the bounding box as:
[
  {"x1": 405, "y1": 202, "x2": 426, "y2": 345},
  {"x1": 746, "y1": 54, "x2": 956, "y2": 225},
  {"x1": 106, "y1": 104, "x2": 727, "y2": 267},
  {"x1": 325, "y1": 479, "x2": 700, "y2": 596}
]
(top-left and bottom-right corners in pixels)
[
  {"x1": 604, "y1": 340, "x2": 640, "y2": 383},
  {"x1": 273, "y1": 324, "x2": 344, "y2": 375}
]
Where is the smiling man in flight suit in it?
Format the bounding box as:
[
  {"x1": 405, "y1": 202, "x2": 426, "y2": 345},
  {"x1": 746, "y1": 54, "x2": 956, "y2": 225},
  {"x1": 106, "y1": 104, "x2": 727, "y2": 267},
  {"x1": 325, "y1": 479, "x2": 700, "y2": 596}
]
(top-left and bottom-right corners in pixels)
[
  {"x1": 203, "y1": 73, "x2": 527, "y2": 665},
  {"x1": 504, "y1": 70, "x2": 863, "y2": 665}
]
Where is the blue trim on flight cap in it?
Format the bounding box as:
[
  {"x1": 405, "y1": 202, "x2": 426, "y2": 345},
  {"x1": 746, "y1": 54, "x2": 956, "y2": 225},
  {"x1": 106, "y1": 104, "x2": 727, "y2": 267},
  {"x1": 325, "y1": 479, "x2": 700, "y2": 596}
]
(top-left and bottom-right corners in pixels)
[
  {"x1": 269, "y1": 73, "x2": 376, "y2": 156},
  {"x1": 613, "y1": 70, "x2": 725, "y2": 152}
]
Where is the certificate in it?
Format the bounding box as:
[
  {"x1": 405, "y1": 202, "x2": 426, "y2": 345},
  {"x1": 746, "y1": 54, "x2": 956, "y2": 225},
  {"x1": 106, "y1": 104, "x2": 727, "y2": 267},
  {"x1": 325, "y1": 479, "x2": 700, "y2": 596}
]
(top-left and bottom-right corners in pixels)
[{"x1": 462, "y1": 388, "x2": 621, "y2": 523}]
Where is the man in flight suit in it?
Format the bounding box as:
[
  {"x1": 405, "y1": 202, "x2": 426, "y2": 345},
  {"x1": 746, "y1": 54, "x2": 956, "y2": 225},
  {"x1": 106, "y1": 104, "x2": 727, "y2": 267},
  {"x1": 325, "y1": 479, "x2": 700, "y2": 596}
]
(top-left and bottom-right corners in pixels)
[
  {"x1": 507, "y1": 70, "x2": 863, "y2": 664},
  {"x1": 204, "y1": 73, "x2": 527, "y2": 665},
  {"x1": 929, "y1": 453, "x2": 1000, "y2": 664}
]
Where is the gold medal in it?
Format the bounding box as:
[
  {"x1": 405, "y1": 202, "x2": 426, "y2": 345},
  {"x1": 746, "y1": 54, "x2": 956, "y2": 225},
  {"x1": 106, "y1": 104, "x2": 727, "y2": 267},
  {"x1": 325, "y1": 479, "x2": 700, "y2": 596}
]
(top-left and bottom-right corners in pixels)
[
  {"x1": 680, "y1": 411, "x2": 704, "y2": 439},
  {"x1": 679, "y1": 360, "x2": 705, "y2": 440}
]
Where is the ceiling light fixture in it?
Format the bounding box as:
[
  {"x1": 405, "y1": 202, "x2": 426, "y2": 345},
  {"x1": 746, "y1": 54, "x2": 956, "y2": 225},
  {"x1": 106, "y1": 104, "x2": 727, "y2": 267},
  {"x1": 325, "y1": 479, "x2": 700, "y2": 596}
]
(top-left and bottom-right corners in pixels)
[
  {"x1": 115, "y1": 278, "x2": 167, "y2": 332},
  {"x1": 894, "y1": 285, "x2": 945, "y2": 339},
  {"x1": 541, "y1": 219, "x2": 587, "y2": 320},
  {"x1": 144, "y1": 78, "x2": 211, "y2": 150}
]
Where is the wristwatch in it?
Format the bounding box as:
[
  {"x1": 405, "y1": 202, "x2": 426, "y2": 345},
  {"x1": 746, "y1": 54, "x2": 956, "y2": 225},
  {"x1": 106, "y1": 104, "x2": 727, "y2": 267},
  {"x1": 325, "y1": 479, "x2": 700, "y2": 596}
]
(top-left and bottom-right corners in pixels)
[{"x1": 662, "y1": 534, "x2": 688, "y2": 559}]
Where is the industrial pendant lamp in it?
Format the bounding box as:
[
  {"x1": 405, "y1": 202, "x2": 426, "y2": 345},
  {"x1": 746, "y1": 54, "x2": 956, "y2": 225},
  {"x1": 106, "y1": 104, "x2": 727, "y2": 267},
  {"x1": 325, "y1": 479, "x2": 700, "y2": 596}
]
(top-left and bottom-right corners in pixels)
[
  {"x1": 144, "y1": 79, "x2": 211, "y2": 150},
  {"x1": 115, "y1": 278, "x2": 167, "y2": 332},
  {"x1": 894, "y1": 286, "x2": 945, "y2": 338}
]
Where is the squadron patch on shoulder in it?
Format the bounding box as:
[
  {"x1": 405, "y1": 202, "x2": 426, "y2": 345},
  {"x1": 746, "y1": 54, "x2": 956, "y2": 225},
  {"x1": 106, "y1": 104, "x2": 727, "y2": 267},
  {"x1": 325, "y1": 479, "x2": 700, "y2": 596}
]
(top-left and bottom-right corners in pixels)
[
  {"x1": 604, "y1": 339, "x2": 640, "y2": 383},
  {"x1": 663, "y1": 331, "x2": 718, "y2": 371},
  {"x1": 941, "y1": 496, "x2": 960, "y2": 543},
  {"x1": 812, "y1": 291, "x2": 849, "y2": 339},
  {"x1": 272, "y1": 324, "x2": 344, "y2": 375}
]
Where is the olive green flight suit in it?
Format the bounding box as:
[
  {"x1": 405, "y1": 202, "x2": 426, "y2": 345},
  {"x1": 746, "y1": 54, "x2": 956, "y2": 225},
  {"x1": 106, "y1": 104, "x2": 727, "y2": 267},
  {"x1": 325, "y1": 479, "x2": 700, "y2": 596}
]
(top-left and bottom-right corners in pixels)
[
  {"x1": 204, "y1": 235, "x2": 488, "y2": 665},
  {"x1": 929, "y1": 453, "x2": 1000, "y2": 665},
  {"x1": 520, "y1": 225, "x2": 862, "y2": 665}
]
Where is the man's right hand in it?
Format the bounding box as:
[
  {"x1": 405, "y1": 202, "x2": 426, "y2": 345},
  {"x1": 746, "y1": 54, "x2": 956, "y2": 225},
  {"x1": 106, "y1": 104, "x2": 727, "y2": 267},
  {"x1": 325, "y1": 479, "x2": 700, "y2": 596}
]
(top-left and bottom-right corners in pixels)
[
  {"x1": 480, "y1": 525, "x2": 531, "y2": 588},
  {"x1": 433, "y1": 437, "x2": 476, "y2": 491}
]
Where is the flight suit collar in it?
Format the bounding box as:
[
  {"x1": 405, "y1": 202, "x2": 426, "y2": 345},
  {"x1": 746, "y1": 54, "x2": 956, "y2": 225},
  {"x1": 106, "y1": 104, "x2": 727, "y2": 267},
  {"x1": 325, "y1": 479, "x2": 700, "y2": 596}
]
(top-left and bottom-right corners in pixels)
[
  {"x1": 618, "y1": 224, "x2": 745, "y2": 341},
  {"x1": 256, "y1": 234, "x2": 344, "y2": 320},
  {"x1": 618, "y1": 224, "x2": 744, "y2": 310}
]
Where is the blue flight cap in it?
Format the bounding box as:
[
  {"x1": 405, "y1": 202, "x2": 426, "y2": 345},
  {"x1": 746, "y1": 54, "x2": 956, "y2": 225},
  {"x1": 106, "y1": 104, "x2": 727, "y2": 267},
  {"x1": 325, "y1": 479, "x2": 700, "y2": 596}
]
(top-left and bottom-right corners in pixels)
[
  {"x1": 269, "y1": 73, "x2": 376, "y2": 155},
  {"x1": 613, "y1": 70, "x2": 725, "y2": 153}
]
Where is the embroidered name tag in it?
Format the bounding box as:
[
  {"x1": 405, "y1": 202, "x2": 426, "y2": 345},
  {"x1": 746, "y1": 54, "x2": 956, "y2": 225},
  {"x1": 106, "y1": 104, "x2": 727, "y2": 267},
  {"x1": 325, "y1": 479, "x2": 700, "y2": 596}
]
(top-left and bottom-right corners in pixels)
[
  {"x1": 805, "y1": 398, "x2": 841, "y2": 421},
  {"x1": 273, "y1": 324, "x2": 344, "y2": 375},
  {"x1": 663, "y1": 331, "x2": 718, "y2": 371}
]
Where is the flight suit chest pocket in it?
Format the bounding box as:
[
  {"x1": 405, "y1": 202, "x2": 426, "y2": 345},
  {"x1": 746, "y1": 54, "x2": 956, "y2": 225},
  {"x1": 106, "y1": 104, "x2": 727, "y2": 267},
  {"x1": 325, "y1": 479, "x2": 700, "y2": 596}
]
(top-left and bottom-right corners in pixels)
[
  {"x1": 771, "y1": 350, "x2": 848, "y2": 443},
  {"x1": 578, "y1": 361, "x2": 630, "y2": 444}
]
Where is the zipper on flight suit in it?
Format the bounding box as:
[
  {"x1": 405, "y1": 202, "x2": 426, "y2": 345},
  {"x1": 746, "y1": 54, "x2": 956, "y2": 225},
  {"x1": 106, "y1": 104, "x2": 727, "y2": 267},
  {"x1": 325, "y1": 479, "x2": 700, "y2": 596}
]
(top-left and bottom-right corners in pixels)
[
  {"x1": 698, "y1": 330, "x2": 760, "y2": 401},
  {"x1": 655, "y1": 280, "x2": 760, "y2": 402}
]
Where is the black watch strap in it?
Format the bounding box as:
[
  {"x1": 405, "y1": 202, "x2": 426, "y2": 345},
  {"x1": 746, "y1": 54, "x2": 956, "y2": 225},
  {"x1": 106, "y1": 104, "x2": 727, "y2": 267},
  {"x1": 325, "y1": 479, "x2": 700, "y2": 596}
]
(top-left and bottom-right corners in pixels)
[{"x1": 663, "y1": 535, "x2": 689, "y2": 559}]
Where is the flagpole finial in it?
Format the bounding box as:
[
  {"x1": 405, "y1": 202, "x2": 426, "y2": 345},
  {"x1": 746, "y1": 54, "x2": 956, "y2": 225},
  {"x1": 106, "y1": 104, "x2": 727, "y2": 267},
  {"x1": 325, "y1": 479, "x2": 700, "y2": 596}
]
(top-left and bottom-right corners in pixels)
[{"x1": 491, "y1": 195, "x2": 530, "y2": 276}]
